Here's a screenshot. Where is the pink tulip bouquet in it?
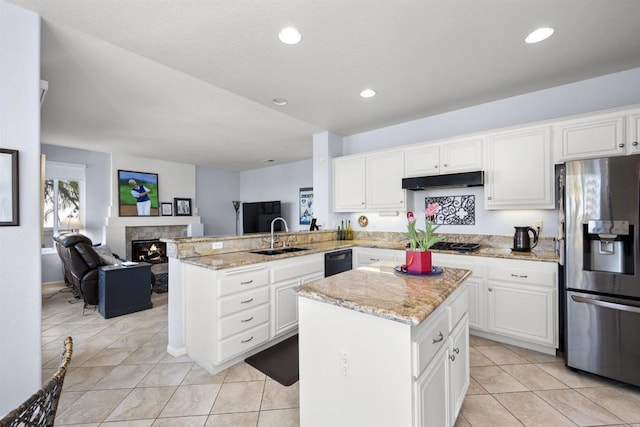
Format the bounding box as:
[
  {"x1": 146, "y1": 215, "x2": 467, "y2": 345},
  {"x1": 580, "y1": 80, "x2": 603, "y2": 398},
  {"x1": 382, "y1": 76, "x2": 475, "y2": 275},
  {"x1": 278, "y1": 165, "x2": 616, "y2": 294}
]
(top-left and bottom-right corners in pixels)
[{"x1": 405, "y1": 203, "x2": 444, "y2": 251}]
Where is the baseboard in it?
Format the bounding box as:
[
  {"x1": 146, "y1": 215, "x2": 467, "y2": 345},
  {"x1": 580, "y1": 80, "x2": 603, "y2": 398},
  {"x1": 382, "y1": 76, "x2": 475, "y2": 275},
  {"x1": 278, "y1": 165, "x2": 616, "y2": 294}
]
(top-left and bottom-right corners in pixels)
[
  {"x1": 166, "y1": 345, "x2": 187, "y2": 357},
  {"x1": 42, "y1": 280, "x2": 65, "y2": 287}
]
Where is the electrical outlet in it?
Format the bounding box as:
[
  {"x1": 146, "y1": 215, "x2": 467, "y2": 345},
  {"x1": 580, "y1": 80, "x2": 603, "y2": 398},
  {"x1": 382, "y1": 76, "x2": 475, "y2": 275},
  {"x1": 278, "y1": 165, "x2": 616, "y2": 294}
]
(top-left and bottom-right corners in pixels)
[
  {"x1": 338, "y1": 351, "x2": 352, "y2": 378},
  {"x1": 211, "y1": 242, "x2": 223, "y2": 249},
  {"x1": 534, "y1": 220, "x2": 543, "y2": 233}
]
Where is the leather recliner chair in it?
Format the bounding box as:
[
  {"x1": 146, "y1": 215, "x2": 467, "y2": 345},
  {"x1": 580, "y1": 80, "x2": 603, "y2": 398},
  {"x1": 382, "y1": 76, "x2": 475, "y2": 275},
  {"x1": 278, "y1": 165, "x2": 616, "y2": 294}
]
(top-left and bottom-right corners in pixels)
[{"x1": 53, "y1": 233, "x2": 102, "y2": 307}]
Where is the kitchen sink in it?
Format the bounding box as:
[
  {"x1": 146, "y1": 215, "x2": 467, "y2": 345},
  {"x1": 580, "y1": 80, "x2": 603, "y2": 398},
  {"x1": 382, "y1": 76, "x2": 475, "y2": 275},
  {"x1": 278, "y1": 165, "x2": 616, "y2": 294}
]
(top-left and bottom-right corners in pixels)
[{"x1": 251, "y1": 247, "x2": 309, "y2": 256}]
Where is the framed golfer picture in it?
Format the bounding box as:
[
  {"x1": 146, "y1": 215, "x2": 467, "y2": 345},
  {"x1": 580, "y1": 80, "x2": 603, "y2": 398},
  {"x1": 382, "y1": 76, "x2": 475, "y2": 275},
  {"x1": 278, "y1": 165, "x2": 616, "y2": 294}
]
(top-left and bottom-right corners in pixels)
[{"x1": 118, "y1": 170, "x2": 159, "y2": 216}]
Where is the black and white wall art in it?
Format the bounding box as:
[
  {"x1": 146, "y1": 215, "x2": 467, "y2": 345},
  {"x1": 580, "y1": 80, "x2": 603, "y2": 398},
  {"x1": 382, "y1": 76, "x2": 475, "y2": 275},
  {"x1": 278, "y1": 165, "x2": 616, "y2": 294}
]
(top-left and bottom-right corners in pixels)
[{"x1": 425, "y1": 195, "x2": 475, "y2": 225}]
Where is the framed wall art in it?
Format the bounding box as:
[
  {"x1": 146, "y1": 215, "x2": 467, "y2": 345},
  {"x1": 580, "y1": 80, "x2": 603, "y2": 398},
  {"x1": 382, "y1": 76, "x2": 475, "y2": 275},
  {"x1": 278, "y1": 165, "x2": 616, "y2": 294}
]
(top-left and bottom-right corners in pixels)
[
  {"x1": 174, "y1": 198, "x2": 192, "y2": 216},
  {"x1": 118, "y1": 170, "x2": 159, "y2": 216},
  {"x1": 161, "y1": 202, "x2": 173, "y2": 216},
  {"x1": 299, "y1": 187, "x2": 313, "y2": 225},
  {"x1": 0, "y1": 149, "x2": 19, "y2": 226}
]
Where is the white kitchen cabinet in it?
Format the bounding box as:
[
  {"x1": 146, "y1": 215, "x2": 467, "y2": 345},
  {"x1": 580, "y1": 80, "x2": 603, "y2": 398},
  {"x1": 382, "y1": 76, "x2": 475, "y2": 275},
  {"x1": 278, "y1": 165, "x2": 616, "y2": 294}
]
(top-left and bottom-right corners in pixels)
[
  {"x1": 414, "y1": 345, "x2": 450, "y2": 427},
  {"x1": 269, "y1": 253, "x2": 324, "y2": 338},
  {"x1": 333, "y1": 150, "x2": 405, "y2": 212},
  {"x1": 484, "y1": 125, "x2": 554, "y2": 210},
  {"x1": 554, "y1": 111, "x2": 627, "y2": 161},
  {"x1": 449, "y1": 315, "x2": 469, "y2": 422},
  {"x1": 333, "y1": 156, "x2": 366, "y2": 211},
  {"x1": 405, "y1": 138, "x2": 483, "y2": 177},
  {"x1": 628, "y1": 109, "x2": 640, "y2": 155},
  {"x1": 366, "y1": 150, "x2": 406, "y2": 210},
  {"x1": 353, "y1": 247, "x2": 403, "y2": 268},
  {"x1": 484, "y1": 257, "x2": 557, "y2": 348},
  {"x1": 432, "y1": 253, "x2": 485, "y2": 330}
]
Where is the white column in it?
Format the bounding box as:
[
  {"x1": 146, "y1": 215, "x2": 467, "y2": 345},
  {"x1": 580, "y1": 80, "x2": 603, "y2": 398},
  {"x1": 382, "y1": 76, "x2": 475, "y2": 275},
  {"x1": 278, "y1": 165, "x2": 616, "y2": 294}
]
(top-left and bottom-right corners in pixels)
[{"x1": 312, "y1": 131, "x2": 343, "y2": 231}]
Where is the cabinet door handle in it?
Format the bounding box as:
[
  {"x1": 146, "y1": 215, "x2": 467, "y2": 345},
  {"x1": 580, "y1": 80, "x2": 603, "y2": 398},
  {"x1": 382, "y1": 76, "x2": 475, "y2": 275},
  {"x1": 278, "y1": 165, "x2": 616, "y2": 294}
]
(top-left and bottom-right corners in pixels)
[
  {"x1": 434, "y1": 165, "x2": 438, "y2": 168},
  {"x1": 432, "y1": 332, "x2": 444, "y2": 344},
  {"x1": 361, "y1": 201, "x2": 365, "y2": 205},
  {"x1": 510, "y1": 273, "x2": 528, "y2": 278},
  {"x1": 449, "y1": 354, "x2": 456, "y2": 362},
  {"x1": 241, "y1": 316, "x2": 254, "y2": 323},
  {"x1": 241, "y1": 336, "x2": 254, "y2": 344},
  {"x1": 487, "y1": 196, "x2": 492, "y2": 200},
  {"x1": 443, "y1": 163, "x2": 448, "y2": 167},
  {"x1": 240, "y1": 298, "x2": 254, "y2": 304},
  {"x1": 453, "y1": 347, "x2": 460, "y2": 354},
  {"x1": 619, "y1": 143, "x2": 625, "y2": 148},
  {"x1": 633, "y1": 141, "x2": 639, "y2": 147},
  {"x1": 488, "y1": 287, "x2": 493, "y2": 292},
  {"x1": 240, "y1": 279, "x2": 254, "y2": 285}
]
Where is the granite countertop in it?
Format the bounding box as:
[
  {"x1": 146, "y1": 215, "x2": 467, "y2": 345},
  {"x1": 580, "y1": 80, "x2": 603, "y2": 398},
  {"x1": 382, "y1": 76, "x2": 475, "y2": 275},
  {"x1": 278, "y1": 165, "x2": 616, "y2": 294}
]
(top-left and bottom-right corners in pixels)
[
  {"x1": 181, "y1": 237, "x2": 559, "y2": 271},
  {"x1": 296, "y1": 262, "x2": 471, "y2": 325}
]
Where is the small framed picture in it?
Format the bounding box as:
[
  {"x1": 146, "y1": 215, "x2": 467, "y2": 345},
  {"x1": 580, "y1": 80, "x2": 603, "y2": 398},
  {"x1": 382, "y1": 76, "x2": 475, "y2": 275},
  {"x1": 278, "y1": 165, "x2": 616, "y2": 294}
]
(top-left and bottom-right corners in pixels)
[
  {"x1": 174, "y1": 198, "x2": 192, "y2": 216},
  {"x1": 0, "y1": 148, "x2": 19, "y2": 226},
  {"x1": 161, "y1": 202, "x2": 173, "y2": 216}
]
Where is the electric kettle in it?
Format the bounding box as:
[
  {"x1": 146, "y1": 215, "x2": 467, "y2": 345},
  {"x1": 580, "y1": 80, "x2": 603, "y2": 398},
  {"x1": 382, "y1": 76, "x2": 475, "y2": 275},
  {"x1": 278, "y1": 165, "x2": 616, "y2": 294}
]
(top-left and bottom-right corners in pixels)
[{"x1": 513, "y1": 226, "x2": 539, "y2": 252}]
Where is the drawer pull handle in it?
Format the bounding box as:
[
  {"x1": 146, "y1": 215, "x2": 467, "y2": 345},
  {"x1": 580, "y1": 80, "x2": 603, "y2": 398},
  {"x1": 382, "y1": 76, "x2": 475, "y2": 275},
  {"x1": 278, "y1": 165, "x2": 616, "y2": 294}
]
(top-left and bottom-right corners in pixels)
[
  {"x1": 449, "y1": 354, "x2": 456, "y2": 362},
  {"x1": 240, "y1": 280, "x2": 254, "y2": 285},
  {"x1": 453, "y1": 347, "x2": 460, "y2": 354},
  {"x1": 241, "y1": 316, "x2": 254, "y2": 323},
  {"x1": 241, "y1": 336, "x2": 254, "y2": 344},
  {"x1": 432, "y1": 332, "x2": 444, "y2": 344},
  {"x1": 510, "y1": 274, "x2": 528, "y2": 278},
  {"x1": 370, "y1": 258, "x2": 380, "y2": 261},
  {"x1": 240, "y1": 298, "x2": 254, "y2": 304}
]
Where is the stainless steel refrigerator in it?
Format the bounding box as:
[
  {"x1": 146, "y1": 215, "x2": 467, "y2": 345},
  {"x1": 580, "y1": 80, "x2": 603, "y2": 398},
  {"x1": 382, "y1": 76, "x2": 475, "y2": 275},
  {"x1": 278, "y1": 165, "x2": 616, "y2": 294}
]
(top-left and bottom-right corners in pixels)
[{"x1": 564, "y1": 155, "x2": 640, "y2": 386}]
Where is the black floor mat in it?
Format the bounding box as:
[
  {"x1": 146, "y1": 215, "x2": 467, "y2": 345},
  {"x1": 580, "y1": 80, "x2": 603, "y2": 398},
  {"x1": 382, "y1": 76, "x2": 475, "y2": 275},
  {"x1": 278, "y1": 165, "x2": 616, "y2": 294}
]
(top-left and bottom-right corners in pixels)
[{"x1": 245, "y1": 334, "x2": 298, "y2": 386}]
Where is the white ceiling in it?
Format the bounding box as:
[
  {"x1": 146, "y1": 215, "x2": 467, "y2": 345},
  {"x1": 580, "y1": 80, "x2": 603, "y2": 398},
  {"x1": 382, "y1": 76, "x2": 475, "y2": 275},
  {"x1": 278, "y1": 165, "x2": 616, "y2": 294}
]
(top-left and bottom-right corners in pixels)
[{"x1": 9, "y1": 0, "x2": 640, "y2": 170}]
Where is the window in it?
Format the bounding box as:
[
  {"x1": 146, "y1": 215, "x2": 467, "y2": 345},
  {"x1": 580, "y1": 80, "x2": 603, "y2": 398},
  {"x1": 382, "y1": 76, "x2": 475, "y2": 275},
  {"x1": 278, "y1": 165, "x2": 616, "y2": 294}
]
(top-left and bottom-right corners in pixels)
[{"x1": 42, "y1": 161, "x2": 86, "y2": 248}]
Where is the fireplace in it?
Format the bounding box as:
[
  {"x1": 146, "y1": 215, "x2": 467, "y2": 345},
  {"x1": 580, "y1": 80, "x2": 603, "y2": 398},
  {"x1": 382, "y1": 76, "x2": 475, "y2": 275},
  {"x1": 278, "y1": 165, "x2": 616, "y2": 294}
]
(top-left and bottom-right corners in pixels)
[{"x1": 131, "y1": 239, "x2": 168, "y2": 264}]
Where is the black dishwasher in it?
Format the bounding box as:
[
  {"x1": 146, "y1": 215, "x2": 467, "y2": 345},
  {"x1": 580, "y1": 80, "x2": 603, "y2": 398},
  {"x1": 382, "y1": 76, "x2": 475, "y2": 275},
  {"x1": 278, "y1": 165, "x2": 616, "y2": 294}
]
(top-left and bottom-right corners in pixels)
[{"x1": 324, "y1": 249, "x2": 353, "y2": 277}]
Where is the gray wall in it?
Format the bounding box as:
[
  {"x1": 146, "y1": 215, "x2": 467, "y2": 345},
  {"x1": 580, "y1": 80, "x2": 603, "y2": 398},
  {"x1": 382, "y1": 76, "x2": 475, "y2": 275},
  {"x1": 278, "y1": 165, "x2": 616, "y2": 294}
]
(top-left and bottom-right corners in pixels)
[{"x1": 195, "y1": 166, "x2": 240, "y2": 236}]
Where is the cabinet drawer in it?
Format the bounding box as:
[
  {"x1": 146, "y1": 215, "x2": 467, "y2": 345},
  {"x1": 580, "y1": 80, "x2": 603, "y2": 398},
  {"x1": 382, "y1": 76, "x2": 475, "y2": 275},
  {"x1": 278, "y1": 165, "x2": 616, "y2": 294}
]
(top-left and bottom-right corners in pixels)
[
  {"x1": 219, "y1": 287, "x2": 269, "y2": 317},
  {"x1": 219, "y1": 303, "x2": 269, "y2": 340},
  {"x1": 487, "y1": 265, "x2": 555, "y2": 286},
  {"x1": 271, "y1": 254, "x2": 324, "y2": 282},
  {"x1": 449, "y1": 287, "x2": 468, "y2": 329},
  {"x1": 218, "y1": 266, "x2": 269, "y2": 297},
  {"x1": 413, "y1": 309, "x2": 451, "y2": 377},
  {"x1": 218, "y1": 323, "x2": 270, "y2": 363}
]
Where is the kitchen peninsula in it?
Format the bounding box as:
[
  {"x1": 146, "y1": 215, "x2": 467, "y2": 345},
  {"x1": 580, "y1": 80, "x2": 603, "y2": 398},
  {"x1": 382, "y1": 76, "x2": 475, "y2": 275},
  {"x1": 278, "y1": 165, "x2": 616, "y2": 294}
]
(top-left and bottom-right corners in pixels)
[{"x1": 297, "y1": 263, "x2": 471, "y2": 427}]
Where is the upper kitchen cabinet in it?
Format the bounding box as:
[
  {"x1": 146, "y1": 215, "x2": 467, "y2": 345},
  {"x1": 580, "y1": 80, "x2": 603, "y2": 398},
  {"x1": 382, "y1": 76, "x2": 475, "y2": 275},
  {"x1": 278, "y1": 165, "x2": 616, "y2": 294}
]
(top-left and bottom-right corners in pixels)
[
  {"x1": 485, "y1": 126, "x2": 554, "y2": 210},
  {"x1": 629, "y1": 109, "x2": 640, "y2": 155},
  {"x1": 405, "y1": 138, "x2": 483, "y2": 177},
  {"x1": 333, "y1": 149, "x2": 405, "y2": 212},
  {"x1": 553, "y1": 109, "x2": 638, "y2": 162},
  {"x1": 333, "y1": 156, "x2": 366, "y2": 211}
]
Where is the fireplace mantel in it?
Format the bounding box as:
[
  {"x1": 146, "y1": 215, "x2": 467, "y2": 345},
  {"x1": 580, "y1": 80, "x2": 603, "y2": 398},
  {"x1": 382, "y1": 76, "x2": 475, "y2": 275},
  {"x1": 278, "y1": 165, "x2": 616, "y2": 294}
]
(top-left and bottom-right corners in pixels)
[{"x1": 104, "y1": 215, "x2": 203, "y2": 260}]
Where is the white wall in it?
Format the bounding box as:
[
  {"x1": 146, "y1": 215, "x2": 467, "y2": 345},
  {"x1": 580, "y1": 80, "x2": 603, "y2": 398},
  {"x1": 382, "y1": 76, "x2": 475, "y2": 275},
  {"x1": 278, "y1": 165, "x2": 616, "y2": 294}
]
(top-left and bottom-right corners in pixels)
[
  {"x1": 240, "y1": 159, "x2": 313, "y2": 233},
  {"x1": 0, "y1": 1, "x2": 42, "y2": 415},
  {"x1": 343, "y1": 67, "x2": 640, "y2": 155},
  {"x1": 195, "y1": 165, "x2": 240, "y2": 236}
]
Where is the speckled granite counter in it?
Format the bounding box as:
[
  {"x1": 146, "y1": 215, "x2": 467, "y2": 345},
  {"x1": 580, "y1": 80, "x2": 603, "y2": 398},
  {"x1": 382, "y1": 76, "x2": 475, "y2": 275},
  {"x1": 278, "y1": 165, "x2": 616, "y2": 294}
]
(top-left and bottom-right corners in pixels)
[
  {"x1": 296, "y1": 263, "x2": 471, "y2": 325},
  {"x1": 180, "y1": 236, "x2": 558, "y2": 271}
]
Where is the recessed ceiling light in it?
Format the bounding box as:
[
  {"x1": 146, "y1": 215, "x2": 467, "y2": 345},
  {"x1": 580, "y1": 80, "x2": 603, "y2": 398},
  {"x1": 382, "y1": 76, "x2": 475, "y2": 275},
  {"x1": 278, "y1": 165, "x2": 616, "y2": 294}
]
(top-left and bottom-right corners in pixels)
[
  {"x1": 272, "y1": 98, "x2": 288, "y2": 106},
  {"x1": 525, "y1": 27, "x2": 554, "y2": 44},
  {"x1": 360, "y1": 89, "x2": 377, "y2": 98},
  {"x1": 278, "y1": 27, "x2": 302, "y2": 45}
]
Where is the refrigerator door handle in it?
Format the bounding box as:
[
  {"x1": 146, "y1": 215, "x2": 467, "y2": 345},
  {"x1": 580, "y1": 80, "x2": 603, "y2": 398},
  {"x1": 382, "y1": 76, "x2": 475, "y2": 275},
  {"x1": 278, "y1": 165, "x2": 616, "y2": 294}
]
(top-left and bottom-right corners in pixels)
[{"x1": 571, "y1": 295, "x2": 640, "y2": 314}]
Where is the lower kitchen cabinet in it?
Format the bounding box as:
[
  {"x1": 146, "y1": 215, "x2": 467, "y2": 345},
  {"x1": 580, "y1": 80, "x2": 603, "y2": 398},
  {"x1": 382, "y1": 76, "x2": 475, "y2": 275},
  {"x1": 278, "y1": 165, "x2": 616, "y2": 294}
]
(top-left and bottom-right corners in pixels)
[
  {"x1": 433, "y1": 252, "x2": 558, "y2": 354},
  {"x1": 353, "y1": 247, "x2": 404, "y2": 268}
]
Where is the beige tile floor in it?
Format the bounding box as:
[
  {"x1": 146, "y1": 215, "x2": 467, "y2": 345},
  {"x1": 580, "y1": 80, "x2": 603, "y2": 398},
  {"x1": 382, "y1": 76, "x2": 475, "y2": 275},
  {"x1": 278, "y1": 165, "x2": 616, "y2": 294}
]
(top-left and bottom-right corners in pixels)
[{"x1": 41, "y1": 284, "x2": 640, "y2": 426}]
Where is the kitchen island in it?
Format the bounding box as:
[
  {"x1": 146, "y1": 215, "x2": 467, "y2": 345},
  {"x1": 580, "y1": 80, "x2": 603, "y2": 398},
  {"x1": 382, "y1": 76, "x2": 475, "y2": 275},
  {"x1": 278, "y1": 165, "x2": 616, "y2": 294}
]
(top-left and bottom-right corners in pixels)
[{"x1": 297, "y1": 263, "x2": 471, "y2": 427}]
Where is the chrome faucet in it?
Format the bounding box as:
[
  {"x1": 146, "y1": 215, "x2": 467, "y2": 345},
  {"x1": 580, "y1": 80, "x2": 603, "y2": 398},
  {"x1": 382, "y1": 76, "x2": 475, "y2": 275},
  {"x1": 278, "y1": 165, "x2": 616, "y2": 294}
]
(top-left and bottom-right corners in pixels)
[{"x1": 270, "y1": 217, "x2": 289, "y2": 249}]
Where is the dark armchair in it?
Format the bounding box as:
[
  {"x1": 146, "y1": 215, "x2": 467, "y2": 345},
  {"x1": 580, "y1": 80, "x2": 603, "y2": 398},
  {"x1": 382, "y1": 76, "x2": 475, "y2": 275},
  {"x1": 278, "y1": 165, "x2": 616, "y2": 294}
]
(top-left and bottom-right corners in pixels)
[{"x1": 53, "y1": 233, "x2": 102, "y2": 307}]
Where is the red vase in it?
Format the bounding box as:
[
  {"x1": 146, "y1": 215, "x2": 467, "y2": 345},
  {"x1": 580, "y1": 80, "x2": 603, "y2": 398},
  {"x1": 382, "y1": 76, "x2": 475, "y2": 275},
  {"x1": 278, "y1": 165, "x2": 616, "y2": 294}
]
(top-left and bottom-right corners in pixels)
[{"x1": 405, "y1": 250, "x2": 432, "y2": 274}]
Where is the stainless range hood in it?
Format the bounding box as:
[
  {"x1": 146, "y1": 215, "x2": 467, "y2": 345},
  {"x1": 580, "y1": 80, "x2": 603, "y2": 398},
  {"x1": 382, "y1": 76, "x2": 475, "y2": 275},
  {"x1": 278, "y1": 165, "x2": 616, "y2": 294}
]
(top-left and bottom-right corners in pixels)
[{"x1": 401, "y1": 171, "x2": 484, "y2": 191}]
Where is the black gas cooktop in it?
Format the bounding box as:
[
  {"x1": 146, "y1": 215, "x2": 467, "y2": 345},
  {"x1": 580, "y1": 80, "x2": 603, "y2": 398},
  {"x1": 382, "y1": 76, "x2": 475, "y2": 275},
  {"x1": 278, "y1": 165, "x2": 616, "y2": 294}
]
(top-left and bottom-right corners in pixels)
[{"x1": 407, "y1": 241, "x2": 481, "y2": 252}]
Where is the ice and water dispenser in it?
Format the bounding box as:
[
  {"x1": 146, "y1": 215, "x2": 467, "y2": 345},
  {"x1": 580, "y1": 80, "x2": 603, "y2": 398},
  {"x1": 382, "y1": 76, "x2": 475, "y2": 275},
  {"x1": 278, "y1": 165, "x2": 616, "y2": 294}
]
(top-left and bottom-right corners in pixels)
[{"x1": 583, "y1": 220, "x2": 634, "y2": 274}]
